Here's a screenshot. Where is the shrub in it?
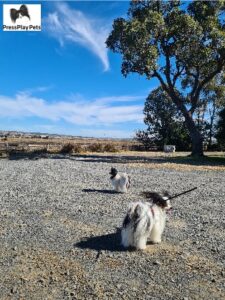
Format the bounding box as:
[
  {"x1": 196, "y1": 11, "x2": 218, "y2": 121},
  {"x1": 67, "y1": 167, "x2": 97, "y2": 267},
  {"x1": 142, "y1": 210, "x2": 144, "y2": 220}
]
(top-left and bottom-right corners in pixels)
[
  {"x1": 32, "y1": 147, "x2": 48, "y2": 154},
  {"x1": 103, "y1": 143, "x2": 117, "y2": 152},
  {"x1": 60, "y1": 143, "x2": 74, "y2": 154},
  {"x1": 73, "y1": 144, "x2": 83, "y2": 153},
  {"x1": 87, "y1": 143, "x2": 103, "y2": 152}
]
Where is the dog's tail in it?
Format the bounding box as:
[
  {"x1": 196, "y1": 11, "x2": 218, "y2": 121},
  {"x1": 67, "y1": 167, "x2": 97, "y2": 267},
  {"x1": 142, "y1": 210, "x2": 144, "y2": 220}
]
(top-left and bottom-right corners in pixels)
[
  {"x1": 126, "y1": 175, "x2": 131, "y2": 189},
  {"x1": 122, "y1": 203, "x2": 143, "y2": 228}
]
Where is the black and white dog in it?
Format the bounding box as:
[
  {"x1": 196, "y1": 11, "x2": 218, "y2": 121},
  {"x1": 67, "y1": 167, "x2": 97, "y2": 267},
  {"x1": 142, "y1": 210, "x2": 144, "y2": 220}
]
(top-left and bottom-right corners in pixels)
[
  {"x1": 10, "y1": 5, "x2": 30, "y2": 23},
  {"x1": 109, "y1": 167, "x2": 131, "y2": 193},
  {"x1": 121, "y1": 192, "x2": 172, "y2": 250}
]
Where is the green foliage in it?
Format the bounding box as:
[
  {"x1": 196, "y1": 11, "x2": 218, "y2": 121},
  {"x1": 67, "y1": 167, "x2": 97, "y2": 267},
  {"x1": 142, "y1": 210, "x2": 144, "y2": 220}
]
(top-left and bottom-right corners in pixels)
[
  {"x1": 106, "y1": 0, "x2": 225, "y2": 156},
  {"x1": 107, "y1": 0, "x2": 225, "y2": 83},
  {"x1": 136, "y1": 87, "x2": 191, "y2": 150}
]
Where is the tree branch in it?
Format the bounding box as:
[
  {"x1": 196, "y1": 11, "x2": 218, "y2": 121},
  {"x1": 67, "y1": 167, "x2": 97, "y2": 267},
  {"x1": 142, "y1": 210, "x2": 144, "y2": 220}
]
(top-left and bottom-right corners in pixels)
[
  {"x1": 153, "y1": 70, "x2": 169, "y2": 93},
  {"x1": 172, "y1": 65, "x2": 185, "y2": 87},
  {"x1": 191, "y1": 59, "x2": 224, "y2": 113},
  {"x1": 188, "y1": 66, "x2": 200, "y2": 114}
]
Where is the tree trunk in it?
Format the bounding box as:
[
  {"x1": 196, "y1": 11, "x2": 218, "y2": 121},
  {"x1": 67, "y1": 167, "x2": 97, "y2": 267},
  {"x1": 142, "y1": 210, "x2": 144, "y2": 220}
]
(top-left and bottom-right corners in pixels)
[
  {"x1": 183, "y1": 111, "x2": 204, "y2": 157},
  {"x1": 190, "y1": 129, "x2": 204, "y2": 156},
  {"x1": 161, "y1": 84, "x2": 204, "y2": 156}
]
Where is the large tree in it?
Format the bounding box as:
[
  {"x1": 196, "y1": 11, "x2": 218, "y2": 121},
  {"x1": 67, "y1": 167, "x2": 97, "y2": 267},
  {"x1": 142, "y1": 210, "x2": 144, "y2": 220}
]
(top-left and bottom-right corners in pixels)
[
  {"x1": 106, "y1": 0, "x2": 225, "y2": 156},
  {"x1": 202, "y1": 74, "x2": 225, "y2": 148},
  {"x1": 136, "y1": 87, "x2": 191, "y2": 150},
  {"x1": 216, "y1": 108, "x2": 225, "y2": 149}
]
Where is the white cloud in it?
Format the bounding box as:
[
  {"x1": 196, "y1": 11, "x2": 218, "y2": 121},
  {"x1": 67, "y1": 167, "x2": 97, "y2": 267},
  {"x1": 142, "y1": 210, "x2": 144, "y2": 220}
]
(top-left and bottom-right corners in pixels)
[
  {"x1": 45, "y1": 3, "x2": 110, "y2": 71},
  {"x1": 0, "y1": 92, "x2": 144, "y2": 126},
  {"x1": 21, "y1": 85, "x2": 54, "y2": 95}
]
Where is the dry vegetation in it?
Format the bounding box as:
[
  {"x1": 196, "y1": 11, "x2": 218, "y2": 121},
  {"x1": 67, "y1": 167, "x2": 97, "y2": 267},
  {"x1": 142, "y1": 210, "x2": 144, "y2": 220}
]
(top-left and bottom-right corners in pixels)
[
  {"x1": 0, "y1": 136, "x2": 137, "y2": 155},
  {"x1": 1, "y1": 136, "x2": 225, "y2": 172}
]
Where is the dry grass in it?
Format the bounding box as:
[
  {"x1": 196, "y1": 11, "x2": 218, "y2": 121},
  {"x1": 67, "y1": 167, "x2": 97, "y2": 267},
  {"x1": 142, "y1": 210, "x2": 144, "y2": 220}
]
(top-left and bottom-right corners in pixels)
[
  {"x1": 1, "y1": 136, "x2": 225, "y2": 171},
  {"x1": 2, "y1": 247, "x2": 91, "y2": 299},
  {"x1": 128, "y1": 162, "x2": 225, "y2": 171},
  {"x1": 145, "y1": 242, "x2": 182, "y2": 255}
]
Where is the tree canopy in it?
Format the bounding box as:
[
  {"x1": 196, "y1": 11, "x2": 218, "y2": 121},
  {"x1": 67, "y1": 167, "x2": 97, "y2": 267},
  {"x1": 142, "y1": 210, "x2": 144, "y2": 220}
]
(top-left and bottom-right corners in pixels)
[
  {"x1": 136, "y1": 87, "x2": 191, "y2": 150},
  {"x1": 106, "y1": 0, "x2": 225, "y2": 156}
]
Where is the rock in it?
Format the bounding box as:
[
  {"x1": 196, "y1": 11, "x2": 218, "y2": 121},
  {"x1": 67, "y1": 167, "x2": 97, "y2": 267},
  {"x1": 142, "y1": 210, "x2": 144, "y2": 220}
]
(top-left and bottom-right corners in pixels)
[
  {"x1": 153, "y1": 260, "x2": 161, "y2": 266},
  {"x1": 10, "y1": 287, "x2": 17, "y2": 294}
]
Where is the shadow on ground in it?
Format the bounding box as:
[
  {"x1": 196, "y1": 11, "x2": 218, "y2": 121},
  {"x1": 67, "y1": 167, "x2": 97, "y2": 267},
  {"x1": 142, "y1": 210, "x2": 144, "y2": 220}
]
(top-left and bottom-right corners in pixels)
[
  {"x1": 74, "y1": 230, "x2": 126, "y2": 252},
  {"x1": 82, "y1": 189, "x2": 119, "y2": 194},
  {"x1": 7, "y1": 152, "x2": 225, "y2": 167}
]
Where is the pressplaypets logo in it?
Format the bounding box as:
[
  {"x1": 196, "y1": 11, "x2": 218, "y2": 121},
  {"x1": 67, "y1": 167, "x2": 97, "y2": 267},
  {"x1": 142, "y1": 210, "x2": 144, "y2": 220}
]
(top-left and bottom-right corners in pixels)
[{"x1": 3, "y1": 4, "x2": 41, "y2": 31}]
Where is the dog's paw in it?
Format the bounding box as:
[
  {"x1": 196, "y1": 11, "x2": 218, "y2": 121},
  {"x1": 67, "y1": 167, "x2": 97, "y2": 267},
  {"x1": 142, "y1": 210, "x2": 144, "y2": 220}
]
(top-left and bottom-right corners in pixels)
[
  {"x1": 136, "y1": 246, "x2": 147, "y2": 250},
  {"x1": 150, "y1": 240, "x2": 161, "y2": 244}
]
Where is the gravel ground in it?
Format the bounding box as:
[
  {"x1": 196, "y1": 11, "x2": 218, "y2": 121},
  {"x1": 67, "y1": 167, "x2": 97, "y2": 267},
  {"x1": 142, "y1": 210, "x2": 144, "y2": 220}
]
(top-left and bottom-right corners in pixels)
[{"x1": 0, "y1": 154, "x2": 224, "y2": 300}]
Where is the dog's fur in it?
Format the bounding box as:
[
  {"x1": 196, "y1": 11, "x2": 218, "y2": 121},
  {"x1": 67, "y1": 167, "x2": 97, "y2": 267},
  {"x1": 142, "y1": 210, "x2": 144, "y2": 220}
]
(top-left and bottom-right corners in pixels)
[
  {"x1": 109, "y1": 167, "x2": 131, "y2": 193},
  {"x1": 10, "y1": 5, "x2": 30, "y2": 23},
  {"x1": 121, "y1": 192, "x2": 172, "y2": 250}
]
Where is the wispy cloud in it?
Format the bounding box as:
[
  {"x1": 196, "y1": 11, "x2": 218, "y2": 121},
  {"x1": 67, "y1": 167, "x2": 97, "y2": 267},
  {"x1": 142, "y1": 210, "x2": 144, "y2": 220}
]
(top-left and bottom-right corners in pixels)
[
  {"x1": 0, "y1": 92, "x2": 144, "y2": 126},
  {"x1": 45, "y1": 2, "x2": 110, "y2": 71},
  {"x1": 19, "y1": 85, "x2": 54, "y2": 95},
  {"x1": 79, "y1": 129, "x2": 135, "y2": 139}
]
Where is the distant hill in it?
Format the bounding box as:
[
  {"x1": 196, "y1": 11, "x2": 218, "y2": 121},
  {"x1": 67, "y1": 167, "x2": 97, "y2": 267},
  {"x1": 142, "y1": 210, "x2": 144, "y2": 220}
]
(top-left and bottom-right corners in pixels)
[{"x1": 0, "y1": 130, "x2": 132, "y2": 141}]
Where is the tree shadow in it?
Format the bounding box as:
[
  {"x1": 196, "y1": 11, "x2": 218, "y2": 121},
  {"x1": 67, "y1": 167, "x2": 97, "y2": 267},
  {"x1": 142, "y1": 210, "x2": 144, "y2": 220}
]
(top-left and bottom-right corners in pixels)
[
  {"x1": 75, "y1": 230, "x2": 126, "y2": 252},
  {"x1": 82, "y1": 189, "x2": 119, "y2": 194},
  {"x1": 8, "y1": 152, "x2": 71, "y2": 161},
  {"x1": 7, "y1": 152, "x2": 225, "y2": 167}
]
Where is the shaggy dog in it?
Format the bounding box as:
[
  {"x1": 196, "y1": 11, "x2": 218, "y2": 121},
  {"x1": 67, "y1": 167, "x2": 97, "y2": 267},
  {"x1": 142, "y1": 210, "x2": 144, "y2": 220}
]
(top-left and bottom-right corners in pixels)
[
  {"x1": 121, "y1": 192, "x2": 172, "y2": 250},
  {"x1": 109, "y1": 167, "x2": 131, "y2": 193}
]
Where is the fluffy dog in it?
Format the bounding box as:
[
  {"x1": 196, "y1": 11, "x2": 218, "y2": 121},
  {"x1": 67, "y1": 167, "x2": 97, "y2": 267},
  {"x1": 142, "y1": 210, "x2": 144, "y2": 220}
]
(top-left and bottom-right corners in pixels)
[
  {"x1": 121, "y1": 192, "x2": 172, "y2": 250},
  {"x1": 109, "y1": 167, "x2": 131, "y2": 193}
]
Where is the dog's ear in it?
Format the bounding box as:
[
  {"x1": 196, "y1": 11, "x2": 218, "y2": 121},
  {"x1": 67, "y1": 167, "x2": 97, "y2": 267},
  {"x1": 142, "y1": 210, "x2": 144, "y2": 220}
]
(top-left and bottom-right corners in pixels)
[
  {"x1": 141, "y1": 191, "x2": 167, "y2": 207},
  {"x1": 141, "y1": 191, "x2": 161, "y2": 201},
  {"x1": 10, "y1": 9, "x2": 18, "y2": 23},
  {"x1": 162, "y1": 190, "x2": 172, "y2": 199},
  {"x1": 19, "y1": 5, "x2": 30, "y2": 19},
  {"x1": 110, "y1": 167, "x2": 118, "y2": 174}
]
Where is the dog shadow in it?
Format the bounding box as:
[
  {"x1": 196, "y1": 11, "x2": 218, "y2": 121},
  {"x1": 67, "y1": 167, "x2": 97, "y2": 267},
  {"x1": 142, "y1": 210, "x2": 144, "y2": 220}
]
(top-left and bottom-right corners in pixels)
[
  {"x1": 82, "y1": 188, "x2": 119, "y2": 194},
  {"x1": 74, "y1": 230, "x2": 126, "y2": 252}
]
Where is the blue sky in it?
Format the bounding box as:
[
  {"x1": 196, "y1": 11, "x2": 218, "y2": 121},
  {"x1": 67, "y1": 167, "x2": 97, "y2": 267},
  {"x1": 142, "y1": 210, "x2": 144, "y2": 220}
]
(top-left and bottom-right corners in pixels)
[{"x1": 0, "y1": 1, "x2": 158, "y2": 138}]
